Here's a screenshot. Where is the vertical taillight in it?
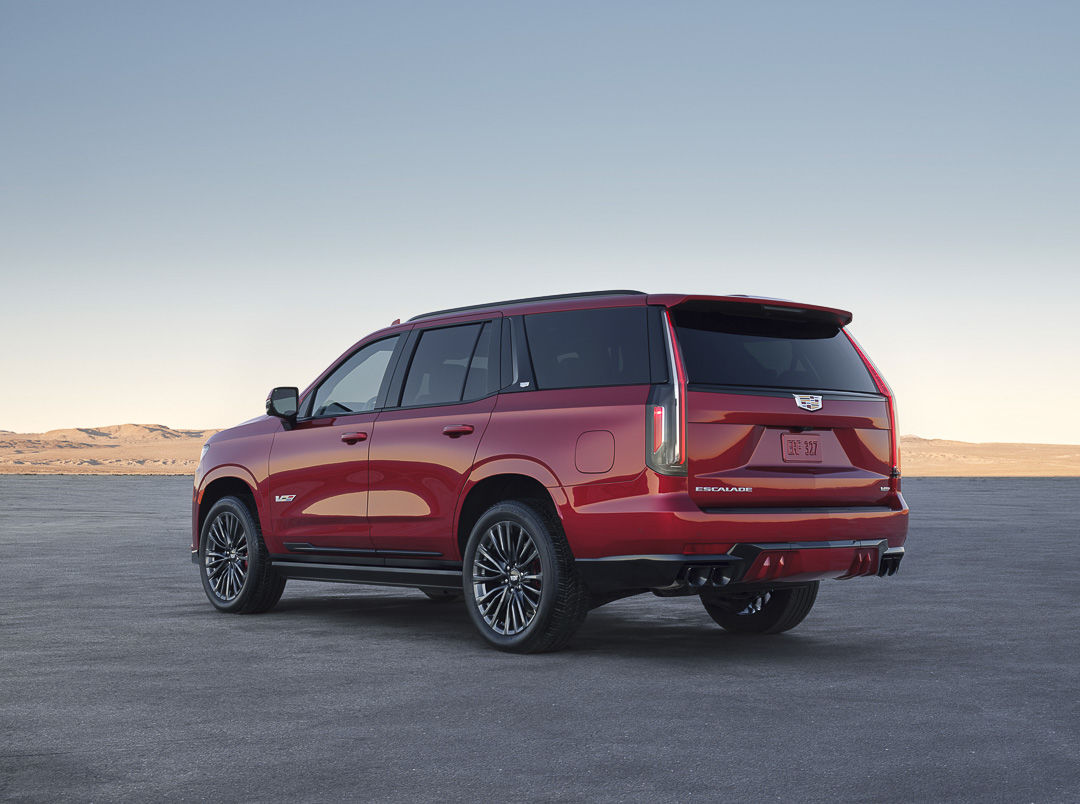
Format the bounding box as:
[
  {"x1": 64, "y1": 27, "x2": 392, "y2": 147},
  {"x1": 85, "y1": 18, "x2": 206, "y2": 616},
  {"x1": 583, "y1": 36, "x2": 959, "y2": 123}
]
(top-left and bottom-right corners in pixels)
[
  {"x1": 646, "y1": 310, "x2": 688, "y2": 476},
  {"x1": 844, "y1": 329, "x2": 901, "y2": 489},
  {"x1": 651, "y1": 405, "x2": 665, "y2": 453}
]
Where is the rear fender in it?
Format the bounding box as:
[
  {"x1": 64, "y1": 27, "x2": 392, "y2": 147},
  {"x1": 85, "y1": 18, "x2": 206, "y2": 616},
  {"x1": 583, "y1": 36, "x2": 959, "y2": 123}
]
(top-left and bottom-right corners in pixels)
[{"x1": 454, "y1": 457, "x2": 572, "y2": 553}]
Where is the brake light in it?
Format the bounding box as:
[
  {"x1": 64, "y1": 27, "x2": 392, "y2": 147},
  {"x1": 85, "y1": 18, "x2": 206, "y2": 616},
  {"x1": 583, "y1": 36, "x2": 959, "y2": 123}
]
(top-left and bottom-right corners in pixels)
[
  {"x1": 646, "y1": 310, "x2": 688, "y2": 476},
  {"x1": 665, "y1": 309, "x2": 687, "y2": 465},
  {"x1": 843, "y1": 329, "x2": 901, "y2": 484},
  {"x1": 651, "y1": 405, "x2": 665, "y2": 453}
]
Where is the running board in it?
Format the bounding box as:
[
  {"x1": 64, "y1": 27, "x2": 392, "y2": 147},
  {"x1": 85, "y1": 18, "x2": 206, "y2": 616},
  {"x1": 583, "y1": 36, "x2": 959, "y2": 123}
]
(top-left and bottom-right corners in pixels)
[{"x1": 271, "y1": 560, "x2": 462, "y2": 590}]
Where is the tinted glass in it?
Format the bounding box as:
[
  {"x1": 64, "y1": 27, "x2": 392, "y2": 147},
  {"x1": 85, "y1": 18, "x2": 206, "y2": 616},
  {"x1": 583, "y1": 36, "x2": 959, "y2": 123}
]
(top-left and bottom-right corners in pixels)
[
  {"x1": 312, "y1": 336, "x2": 399, "y2": 417},
  {"x1": 401, "y1": 323, "x2": 482, "y2": 407},
  {"x1": 673, "y1": 310, "x2": 876, "y2": 393},
  {"x1": 463, "y1": 321, "x2": 497, "y2": 400},
  {"x1": 500, "y1": 318, "x2": 515, "y2": 388},
  {"x1": 524, "y1": 307, "x2": 650, "y2": 389}
]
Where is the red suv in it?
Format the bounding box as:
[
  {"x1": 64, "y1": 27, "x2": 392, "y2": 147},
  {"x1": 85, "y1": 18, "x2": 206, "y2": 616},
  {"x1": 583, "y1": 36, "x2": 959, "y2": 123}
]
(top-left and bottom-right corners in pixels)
[{"x1": 193, "y1": 291, "x2": 907, "y2": 652}]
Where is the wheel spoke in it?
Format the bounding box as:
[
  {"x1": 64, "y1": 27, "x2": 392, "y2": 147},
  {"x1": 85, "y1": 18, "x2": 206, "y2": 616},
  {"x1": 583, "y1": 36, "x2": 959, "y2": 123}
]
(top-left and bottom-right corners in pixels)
[
  {"x1": 477, "y1": 544, "x2": 499, "y2": 567},
  {"x1": 485, "y1": 586, "x2": 509, "y2": 620},
  {"x1": 496, "y1": 523, "x2": 510, "y2": 564},
  {"x1": 476, "y1": 584, "x2": 505, "y2": 603},
  {"x1": 474, "y1": 557, "x2": 503, "y2": 577}
]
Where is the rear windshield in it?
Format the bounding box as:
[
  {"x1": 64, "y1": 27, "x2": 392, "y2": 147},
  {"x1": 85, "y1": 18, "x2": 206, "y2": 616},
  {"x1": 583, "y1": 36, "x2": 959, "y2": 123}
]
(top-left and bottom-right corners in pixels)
[
  {"x1": 524, "y1": 307, "x2": 650, "y2": 389},
  {"x1": 672, "y1": 309, "x2": 877, "y2": 393}
]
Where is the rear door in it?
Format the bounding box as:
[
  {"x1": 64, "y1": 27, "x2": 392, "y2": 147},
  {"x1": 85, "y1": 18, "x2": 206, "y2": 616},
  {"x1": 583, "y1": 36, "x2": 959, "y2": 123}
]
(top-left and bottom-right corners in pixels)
[
  {"x1": 671, "y1": 302, "x2": 892, "y2": 509},
  {"x1": 367, "y1": 317, "x2": 500, "y2": 557}
]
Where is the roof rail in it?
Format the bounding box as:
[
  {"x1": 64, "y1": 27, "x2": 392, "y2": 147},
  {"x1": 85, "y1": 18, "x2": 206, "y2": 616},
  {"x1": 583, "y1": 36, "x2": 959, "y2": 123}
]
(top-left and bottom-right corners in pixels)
[{"x1": 407, "y1": 290, "x2": 646, "y2": 322}]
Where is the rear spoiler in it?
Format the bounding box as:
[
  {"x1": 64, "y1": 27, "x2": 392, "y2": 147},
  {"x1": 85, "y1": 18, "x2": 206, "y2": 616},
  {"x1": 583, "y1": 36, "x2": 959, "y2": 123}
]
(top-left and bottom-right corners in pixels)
[{"x1": 647, "y1": 294, "x2": 853, "y2": 327}]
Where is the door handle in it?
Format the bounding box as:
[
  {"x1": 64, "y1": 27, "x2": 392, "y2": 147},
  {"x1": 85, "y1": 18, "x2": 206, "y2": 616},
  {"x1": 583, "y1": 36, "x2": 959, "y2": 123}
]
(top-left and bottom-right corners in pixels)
[
  {"x1": 340, "y1": 432, "x2": 368, "y2": 444},
  {"x1": 442, "y1": 424, "x2": 475, "y2": 438}
]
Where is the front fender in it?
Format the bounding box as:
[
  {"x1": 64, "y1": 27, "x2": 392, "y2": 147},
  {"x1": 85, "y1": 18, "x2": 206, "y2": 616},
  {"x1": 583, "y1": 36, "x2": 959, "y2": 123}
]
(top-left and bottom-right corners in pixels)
[{"x1": 192, "y1": 464, "x2": 264, "y2": 553}]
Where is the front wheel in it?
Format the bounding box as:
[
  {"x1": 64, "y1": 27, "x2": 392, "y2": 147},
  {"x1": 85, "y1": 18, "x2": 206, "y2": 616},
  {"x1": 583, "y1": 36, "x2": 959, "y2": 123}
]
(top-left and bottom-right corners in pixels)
[
  {"x1": 699, "y1": 582, "x2": 819, "y2": 634},
  {"x1": 463, "y1": 500, "x2": 589, "y2": 653},
  {"x1": 199, "y1": 496, "x2": 286, "y2": 614}
]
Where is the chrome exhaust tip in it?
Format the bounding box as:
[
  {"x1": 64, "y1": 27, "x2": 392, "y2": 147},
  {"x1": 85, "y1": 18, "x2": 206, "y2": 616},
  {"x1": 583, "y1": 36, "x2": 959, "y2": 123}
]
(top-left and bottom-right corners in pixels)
[
  {"x1": 710, "y1": 566, "x2": 734, "y2": 586},
  {"x1": 686, "y1": 567, "x2": 710, "y2": 588}
]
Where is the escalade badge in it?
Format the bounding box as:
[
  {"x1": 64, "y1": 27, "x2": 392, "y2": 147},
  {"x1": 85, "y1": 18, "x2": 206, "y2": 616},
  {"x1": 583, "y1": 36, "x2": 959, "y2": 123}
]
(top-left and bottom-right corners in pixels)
[{"x1": 794, "y1": 394, "x2": 823, "y2": 411}]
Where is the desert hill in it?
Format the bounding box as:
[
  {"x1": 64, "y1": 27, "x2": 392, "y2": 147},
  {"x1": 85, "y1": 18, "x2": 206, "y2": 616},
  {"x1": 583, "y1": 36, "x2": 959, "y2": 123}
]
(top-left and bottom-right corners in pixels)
[
  {"x1": 0, "y1": 426, "x2": 1077, "y2": 476},
  {"x1": 898, "y1": 436, "x2": 1080, "y2": 477},
  {"x1": 0, "y1": 424, "x2": 218, "y2": 475}
]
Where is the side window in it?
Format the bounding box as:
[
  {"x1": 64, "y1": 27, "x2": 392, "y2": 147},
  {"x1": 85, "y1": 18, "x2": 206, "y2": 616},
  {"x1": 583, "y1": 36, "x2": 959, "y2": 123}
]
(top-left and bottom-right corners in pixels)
[
  {"x1": 523, "y1": 307, "x2": 650, "y2": 389},
  {"x1": 311, "y1": 336, "x2": 399, "y2": 417},
  {"x1": 401, "y1": 323, "x2": 483, "y2": 407},
  {"x1": 462, "y1": 321, "x2": 498, "y2": 400}
]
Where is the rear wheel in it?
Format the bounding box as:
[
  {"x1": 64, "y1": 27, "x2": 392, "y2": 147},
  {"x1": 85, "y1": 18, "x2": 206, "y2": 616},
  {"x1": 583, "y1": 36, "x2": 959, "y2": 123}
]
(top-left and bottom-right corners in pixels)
[
  {"x1": 199, "y1": 496, "x2": 285, "y2": 614},
  {"x1": 463, "y1": 500, "x2": 589, "y2": 653},
  {"x1": 699, "y1": 582, "x2": 819, "y2": 634}
]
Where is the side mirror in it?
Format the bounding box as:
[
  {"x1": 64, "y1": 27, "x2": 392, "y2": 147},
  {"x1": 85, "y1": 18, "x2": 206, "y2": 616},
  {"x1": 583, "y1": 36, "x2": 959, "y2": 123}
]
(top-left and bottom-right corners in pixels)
[{"x1": 266, "y1": 386, "x2": 299, "y2": 425}]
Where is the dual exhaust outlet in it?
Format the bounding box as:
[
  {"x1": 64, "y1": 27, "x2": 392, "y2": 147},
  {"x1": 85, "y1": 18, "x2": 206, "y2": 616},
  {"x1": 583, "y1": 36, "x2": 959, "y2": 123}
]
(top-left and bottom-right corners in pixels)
[
  {"x1": 682, "y1": 565, "x2": 738, "y2": 589},
  {"x1": 877, "y1": 551, "x2": 903, "y2": 577}
]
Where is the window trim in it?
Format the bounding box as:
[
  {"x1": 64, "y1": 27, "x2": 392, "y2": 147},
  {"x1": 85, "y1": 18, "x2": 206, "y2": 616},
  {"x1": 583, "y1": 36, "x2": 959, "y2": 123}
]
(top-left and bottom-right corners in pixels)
[{"x1": 499, "y1": 315, "x2": 535, "y2": 393}]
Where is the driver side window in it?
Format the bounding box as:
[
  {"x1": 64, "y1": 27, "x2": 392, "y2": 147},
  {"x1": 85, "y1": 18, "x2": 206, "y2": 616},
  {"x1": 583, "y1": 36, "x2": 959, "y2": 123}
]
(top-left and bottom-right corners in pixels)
[{"x1": 311, "y1": 336, "x2": 400, "y2": 417}]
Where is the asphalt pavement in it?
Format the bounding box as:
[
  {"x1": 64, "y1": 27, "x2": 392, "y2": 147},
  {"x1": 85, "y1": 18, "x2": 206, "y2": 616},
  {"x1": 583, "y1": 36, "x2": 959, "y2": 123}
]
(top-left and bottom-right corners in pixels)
[{"x1": 1, "y1": 475, "x2": 1077, "y2": 802}]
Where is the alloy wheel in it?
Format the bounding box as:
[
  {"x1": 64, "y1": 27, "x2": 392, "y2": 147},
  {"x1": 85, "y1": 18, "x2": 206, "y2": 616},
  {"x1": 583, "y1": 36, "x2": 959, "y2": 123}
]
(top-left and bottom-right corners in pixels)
[
  {"x1": 471, "y1": 520, "x2": 543, "y2": 636},
  {"x1": 204, "y1": 510, "x2": 248, "y2": 602}
]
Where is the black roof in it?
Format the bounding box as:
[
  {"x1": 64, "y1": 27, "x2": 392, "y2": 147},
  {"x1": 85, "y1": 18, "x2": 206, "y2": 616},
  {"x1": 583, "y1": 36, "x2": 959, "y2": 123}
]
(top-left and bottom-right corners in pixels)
[{"x1": 407, "y1": 290, "x2": 645, "y2": 322}]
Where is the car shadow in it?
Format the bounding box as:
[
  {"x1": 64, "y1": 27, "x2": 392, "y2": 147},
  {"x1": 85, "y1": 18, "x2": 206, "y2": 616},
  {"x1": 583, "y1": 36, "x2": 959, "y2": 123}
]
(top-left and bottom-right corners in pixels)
[{"x1": 265, "y1": 588, "x2": 897, "y2": 665}]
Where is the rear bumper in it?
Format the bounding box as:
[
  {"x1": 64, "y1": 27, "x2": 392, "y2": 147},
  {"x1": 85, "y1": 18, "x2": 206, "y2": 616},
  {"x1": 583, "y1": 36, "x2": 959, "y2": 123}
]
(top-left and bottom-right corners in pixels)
[
  {"x1": 576, "y1": 542, "x2": 905, "y2": 593},
  {"x1": 560, "y1": 482, "x2": 909, "y2": 559}
]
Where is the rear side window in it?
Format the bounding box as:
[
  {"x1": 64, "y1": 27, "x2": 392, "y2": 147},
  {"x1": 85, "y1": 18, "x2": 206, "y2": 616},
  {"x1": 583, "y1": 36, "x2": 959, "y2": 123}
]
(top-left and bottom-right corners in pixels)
[
  {"x1": 524, "y1": 307, "x2": 650, "y2": 390},
  {"x1": 673, "y1": 310, "x2": 876, "y2": 393},
  {"x1": 401, "y1": 322, "x2": 492, "y2": 407}
]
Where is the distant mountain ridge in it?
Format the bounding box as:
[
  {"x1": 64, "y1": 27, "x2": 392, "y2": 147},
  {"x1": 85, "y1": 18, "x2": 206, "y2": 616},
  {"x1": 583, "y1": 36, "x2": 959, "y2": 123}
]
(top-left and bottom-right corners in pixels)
[
  {"x1": 0, "y1": 424, "x2": 218, "y2": 474},
  {"x1": 899, "y1": 436, "x2": 1080, "y2": 477},
  {"x1": 0, "y1": 426, "x2": 1077, "y2": 476}
]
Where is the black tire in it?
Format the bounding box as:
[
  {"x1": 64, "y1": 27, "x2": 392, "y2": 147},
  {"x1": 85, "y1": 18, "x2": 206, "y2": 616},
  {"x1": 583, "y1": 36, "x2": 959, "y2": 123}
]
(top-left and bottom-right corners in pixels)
[
  {"x1": 198, "y1": 495, "x2": 286, "y2": 614},
  {"x1": 419, "y1": 587, "x2": 462, "y2": 601},
  {"x1": 699, "y1": 582, "x2": 819, "y2": 634},
  {"x1": 463, "y1": 500, "x2": 589, "y2": 653}
]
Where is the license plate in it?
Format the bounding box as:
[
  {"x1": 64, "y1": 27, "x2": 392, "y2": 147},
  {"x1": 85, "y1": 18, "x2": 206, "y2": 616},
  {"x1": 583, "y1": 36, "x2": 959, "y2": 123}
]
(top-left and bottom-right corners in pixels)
[{"x1": 781, "y1": 433, "x2": 822, "y2": 463}]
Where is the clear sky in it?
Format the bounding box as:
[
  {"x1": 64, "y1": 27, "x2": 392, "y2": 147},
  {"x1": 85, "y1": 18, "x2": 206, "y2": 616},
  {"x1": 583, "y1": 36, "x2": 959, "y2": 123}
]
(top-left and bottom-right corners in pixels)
[{"x1": 1, "y1": 1, "x2": 1077, "y2": 443}]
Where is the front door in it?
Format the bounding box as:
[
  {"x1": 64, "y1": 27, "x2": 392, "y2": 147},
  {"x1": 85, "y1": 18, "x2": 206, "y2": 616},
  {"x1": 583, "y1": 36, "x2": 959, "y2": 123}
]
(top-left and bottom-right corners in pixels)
[{"x1": 268, "y1": 334, "x2": 403, "y2": 552}]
